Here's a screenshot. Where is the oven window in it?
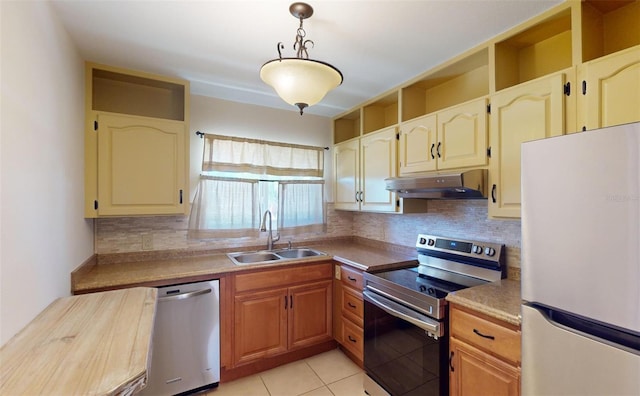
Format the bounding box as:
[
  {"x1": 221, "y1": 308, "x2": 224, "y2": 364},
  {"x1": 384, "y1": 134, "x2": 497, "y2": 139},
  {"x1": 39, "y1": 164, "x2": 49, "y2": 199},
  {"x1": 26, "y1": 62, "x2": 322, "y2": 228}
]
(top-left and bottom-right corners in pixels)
[{"x1": 364, "y1": 300, "x2": 448, "y2": 396}]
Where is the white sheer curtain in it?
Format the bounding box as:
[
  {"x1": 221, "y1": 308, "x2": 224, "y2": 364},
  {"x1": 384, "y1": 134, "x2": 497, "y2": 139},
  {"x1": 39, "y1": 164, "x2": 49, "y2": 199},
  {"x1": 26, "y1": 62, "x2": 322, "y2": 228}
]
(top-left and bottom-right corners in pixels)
[
  {"x1": 278, "y1": 181, "x2": 325, "y2": 235},
  {"x1": 189, "y1": 134, "x2": 326, "y2": 239},
  {"x1": 202, "y1": 134, "x2": 324, "y2": 177},
  {"x1": 188, "y1": 176, "x2": 259, "y2": 239}
]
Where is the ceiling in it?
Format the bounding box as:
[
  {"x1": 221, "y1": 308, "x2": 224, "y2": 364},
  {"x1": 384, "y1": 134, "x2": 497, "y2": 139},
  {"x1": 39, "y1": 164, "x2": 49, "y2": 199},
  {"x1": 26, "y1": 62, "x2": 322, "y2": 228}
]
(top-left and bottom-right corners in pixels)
[{"x1": 50, "y1": 0, "x2": 563, "y2": 118}]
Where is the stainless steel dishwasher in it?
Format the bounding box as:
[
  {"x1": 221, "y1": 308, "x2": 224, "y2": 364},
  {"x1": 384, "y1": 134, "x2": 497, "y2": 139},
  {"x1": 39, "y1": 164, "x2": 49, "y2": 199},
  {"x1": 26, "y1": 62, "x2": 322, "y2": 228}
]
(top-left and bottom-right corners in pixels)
[{"x1": 141, "y1": 280, "x2": 220, "y2": 396}]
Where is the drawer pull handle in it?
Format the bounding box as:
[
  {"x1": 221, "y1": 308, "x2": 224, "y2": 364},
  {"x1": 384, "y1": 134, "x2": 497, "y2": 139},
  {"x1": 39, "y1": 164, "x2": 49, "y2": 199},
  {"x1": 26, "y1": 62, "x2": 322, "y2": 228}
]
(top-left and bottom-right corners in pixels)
[
  {"x1": 347, "y1": 276, "x2": 357, "y2": 282},
  {"x1": 347, "y1": 302, "x2": 356, "y2": 308},
  {"x1": 473, "y1": 328, "x2": 495, "y2": 340},
  {"x1": 348, "y1": 335, "x2": 357, "y2": 343},
  {"x1": 449, "y1": 351, "x2": 455, "y2": 372}
]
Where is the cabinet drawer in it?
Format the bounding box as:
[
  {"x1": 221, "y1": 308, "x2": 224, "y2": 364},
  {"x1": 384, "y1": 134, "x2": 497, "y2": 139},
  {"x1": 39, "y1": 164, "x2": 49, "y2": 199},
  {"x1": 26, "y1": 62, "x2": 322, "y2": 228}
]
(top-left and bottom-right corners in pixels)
[
  {"x1": 451, "y1": 306, "x2": 521, "y2": 364},
  {"x1": 234, "y1": 262, "x2": 332, "y2": 293},
  {"x1": 341, "y1": 318, "x2": 363, "y2": 359},
  {"x1": 340, "y1": 265, "x2": 364, "y2": 290},
  {"x1": 341, "y1": 287, "x2": 363, "y2": 326}
]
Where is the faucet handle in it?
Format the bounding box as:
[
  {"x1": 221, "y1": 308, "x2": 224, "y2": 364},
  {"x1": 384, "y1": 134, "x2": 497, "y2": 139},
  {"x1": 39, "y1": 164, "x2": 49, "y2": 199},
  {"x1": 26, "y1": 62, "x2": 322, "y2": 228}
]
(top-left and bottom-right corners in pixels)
[{"x1": 288, "y1": 240, "x2": 292, "y2": 249}]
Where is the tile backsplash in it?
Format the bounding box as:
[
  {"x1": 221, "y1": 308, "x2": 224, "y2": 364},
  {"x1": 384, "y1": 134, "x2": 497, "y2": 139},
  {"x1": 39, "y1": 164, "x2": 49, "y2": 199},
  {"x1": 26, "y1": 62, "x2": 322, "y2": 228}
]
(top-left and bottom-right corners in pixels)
[{"x1": 96, "y1": 200, "x2": 521, "y2": 268}]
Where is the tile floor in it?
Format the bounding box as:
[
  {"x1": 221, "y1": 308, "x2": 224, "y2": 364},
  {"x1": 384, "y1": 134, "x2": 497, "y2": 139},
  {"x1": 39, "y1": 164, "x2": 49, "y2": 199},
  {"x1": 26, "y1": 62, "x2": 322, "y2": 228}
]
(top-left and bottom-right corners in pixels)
[{"x1": 207, "y1": 348, "x2": 366, "y2": 396}]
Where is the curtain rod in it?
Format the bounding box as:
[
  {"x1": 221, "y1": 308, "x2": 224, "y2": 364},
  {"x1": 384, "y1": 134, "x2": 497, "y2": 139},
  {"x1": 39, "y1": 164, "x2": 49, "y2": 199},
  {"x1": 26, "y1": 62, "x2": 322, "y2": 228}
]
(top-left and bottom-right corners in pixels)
[{"x1": 195, "y1": 131, "x2": 329, "y2": 150}]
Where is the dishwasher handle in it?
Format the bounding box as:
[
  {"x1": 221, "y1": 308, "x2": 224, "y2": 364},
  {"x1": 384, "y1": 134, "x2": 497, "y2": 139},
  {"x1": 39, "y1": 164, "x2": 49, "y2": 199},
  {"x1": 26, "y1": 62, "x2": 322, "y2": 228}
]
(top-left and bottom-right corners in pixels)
[{"x1": 159, "y1": 288, "x2": 212, "y2": 302}]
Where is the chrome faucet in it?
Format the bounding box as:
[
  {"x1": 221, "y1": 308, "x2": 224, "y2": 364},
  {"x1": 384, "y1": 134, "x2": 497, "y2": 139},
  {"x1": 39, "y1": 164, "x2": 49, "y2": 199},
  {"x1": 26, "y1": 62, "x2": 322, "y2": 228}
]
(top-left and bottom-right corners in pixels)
[{"x1": 260, "y1": 210, "x2": 280, "y2": 250}]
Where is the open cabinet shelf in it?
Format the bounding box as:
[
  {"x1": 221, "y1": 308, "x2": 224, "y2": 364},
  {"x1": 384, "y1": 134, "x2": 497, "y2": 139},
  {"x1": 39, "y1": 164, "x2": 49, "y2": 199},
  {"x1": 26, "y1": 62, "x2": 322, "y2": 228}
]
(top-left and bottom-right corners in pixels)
[
  {"x1": 333, "y1": 109, "x2": 361, "y2": 144},
  {"x1": 581, "y1": 0, "x2": 640, "y2": 63},
  {"x1": 363, "y1": 92, "x2": 399, "y2": 134},
  {"x1": 402, "y1": 47, "x2": 489, "y2": 122},
  {"x1": 92, "y1": 68, "x2": 186, "y2": 121},
  {"x1": 494, "y1": 7, "x2": 573, "y2": 92}
]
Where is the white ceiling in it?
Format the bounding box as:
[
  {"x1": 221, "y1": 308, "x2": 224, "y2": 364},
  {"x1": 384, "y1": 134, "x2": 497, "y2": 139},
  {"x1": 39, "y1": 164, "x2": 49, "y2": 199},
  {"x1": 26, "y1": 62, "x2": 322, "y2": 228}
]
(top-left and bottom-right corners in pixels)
[{"x1": 50, "y1": 0, "x2": 563, "y2": 118}]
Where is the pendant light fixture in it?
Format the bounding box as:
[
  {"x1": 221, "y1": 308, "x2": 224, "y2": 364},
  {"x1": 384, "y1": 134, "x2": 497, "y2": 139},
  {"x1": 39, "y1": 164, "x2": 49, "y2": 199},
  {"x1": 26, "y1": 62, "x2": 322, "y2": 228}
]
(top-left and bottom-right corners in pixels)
[{"x1": 260, "y1": 2, "x2": 343, "y2": 115}]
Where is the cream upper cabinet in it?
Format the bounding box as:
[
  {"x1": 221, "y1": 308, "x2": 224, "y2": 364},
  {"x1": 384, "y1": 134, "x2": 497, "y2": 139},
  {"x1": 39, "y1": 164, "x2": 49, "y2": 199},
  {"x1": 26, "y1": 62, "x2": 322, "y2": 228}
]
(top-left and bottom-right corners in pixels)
[
  {"x1": 360, "y1": 127, "x2": 398, "y2": 212},
  {"x1": 578, "y1": 46, "x2": 640, "y2": 131},
  {"x1": 96, "y1": 113, "x2": 186, "y2": 216},
  {"x1": 398, "y1": 114, "x2": 437, "y2": 174},
  {"x1": 333, "y1": 139, "x2": 360, "y2": 211},
  {"x1": 489, "y1": 73, "x2": 566, "y2": 219},
  {"x1": 399, "y1": 98, "x2": 488, "y2": 175},
  {"x1": 334, "y1": 127, "x2": 401, "y2": 213},
  {"x1": 85, "y1": 62, "x2": 189, "y2": 217},
  {"x1": 437, "y1": 98, "x2": 489, "y2": 170}
]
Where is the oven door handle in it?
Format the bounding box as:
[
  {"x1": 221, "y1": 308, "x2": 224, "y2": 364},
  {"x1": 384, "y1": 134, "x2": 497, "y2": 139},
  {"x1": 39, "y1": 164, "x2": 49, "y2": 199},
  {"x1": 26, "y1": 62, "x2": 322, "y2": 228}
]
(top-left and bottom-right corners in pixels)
[{"x1": 363, "y1": 290, "x2": 442, "y2": 337}]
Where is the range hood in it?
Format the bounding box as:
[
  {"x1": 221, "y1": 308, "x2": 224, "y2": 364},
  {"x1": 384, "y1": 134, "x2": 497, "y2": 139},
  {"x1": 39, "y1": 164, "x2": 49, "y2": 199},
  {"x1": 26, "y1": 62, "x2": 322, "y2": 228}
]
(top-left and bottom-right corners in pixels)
[{"x1": 385, "y1": 169, "x2": 488, "y2": 199}]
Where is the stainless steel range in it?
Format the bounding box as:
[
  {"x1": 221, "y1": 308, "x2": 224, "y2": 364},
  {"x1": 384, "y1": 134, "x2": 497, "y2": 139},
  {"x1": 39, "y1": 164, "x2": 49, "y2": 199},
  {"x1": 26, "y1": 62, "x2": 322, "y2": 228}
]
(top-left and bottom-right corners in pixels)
[{"x1": 363, "y1": 234, "x2": 505, "y2": 396}]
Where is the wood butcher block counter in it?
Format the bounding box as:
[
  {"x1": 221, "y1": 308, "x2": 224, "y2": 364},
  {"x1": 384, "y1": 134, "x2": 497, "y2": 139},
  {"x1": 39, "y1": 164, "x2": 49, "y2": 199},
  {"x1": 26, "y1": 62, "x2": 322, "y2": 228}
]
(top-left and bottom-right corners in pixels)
[
  {"x1": 72, "y1": 238, "x2": 419, "y2": 294},
  {"x1": 0, "y1": 287, "x2": 157, "y2": 395}
]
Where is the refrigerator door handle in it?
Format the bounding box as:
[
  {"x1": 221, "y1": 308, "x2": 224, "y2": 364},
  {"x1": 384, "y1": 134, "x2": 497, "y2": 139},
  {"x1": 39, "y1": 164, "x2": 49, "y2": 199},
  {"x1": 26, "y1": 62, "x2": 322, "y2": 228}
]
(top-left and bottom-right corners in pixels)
[{"x1": 529, "y1": 303, "x2": 640, "y2": 353}]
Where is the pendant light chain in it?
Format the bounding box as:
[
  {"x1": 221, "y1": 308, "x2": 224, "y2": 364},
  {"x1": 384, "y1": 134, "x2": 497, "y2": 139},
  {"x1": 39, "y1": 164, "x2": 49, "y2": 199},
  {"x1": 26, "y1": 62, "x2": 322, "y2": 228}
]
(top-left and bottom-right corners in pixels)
[{"x1": 294, "y1": 17, "x2": 313, "y2": 59}]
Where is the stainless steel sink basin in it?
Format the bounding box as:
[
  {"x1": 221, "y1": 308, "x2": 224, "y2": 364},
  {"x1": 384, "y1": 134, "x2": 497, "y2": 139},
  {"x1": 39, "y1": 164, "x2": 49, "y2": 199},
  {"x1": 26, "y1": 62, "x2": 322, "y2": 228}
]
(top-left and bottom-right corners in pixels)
[
  {"x1": 228, "y1": 251, "x2": 280, "y2": 264},
  {"x1": 227, "y1": 247, "x2": 327, "y2": 265},
  {"x1": 273, "y1": 248, "x2": 324, "y2": 259}
]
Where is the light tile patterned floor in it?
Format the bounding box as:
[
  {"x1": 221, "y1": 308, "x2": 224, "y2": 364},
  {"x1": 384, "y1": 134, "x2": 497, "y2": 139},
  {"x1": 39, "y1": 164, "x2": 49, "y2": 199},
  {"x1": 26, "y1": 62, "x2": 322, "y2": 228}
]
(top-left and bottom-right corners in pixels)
[{"x1": 207, "y1": 349, "x2": 366, "y2": 396}]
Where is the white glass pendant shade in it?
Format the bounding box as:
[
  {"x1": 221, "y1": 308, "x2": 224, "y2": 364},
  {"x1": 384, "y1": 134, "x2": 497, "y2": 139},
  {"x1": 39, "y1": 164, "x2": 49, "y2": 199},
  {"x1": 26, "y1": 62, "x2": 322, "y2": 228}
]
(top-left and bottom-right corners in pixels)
[{"x1": 260, "y1": 58, "x2": 343, "y2": 111}]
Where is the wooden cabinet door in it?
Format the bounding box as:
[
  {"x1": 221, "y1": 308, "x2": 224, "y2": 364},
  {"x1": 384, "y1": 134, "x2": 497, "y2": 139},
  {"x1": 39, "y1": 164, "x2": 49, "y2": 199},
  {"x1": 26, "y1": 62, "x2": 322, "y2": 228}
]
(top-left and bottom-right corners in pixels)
[
  {"x1": 333, "y1": 139, "x2": 360, "y2": 211},
  {"x1": 234, "y1": 288, "x2": 288, "y2": 365},
  {"x1": 288, "y1": 280, "x2": 332, "y2": 350},
  {"x1": 489, "y1": 73, "x2": 565, "y2": 218},
  {"x1": 450, "y1": 338, "x2": 520, "y2": 396},
  {"x1": 360, "y1": 127, "x2": 398, "y2": 213},
  {"x1": 437, "y1": 98, "x2": 488, "y2": 170},
  {"x1": 399, "y1": 114, "x2": 437, "y2": 175},
  {"x1": 579, "y1": 46, "x2": 640, "y2": 130},
  {"x1": 96, "y1": 112, "x2": 186, "y2": 216}
]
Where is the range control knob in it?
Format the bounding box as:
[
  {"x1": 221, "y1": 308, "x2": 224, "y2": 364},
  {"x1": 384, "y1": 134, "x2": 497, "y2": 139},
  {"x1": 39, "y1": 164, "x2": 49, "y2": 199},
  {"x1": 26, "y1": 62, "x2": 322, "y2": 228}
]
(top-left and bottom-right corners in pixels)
[
  {"x1": 427, "y1": 238, "x2": 436, "y2": 246},
  {"x1": 419, "y1": 237, "x2": 427, "y2": 245},
  {"x1": 485, "y1": 247, "x2": 496, "y2": 257},
  {"x1": 472, "y1": 245, "x2": 483, "y2": 254}
]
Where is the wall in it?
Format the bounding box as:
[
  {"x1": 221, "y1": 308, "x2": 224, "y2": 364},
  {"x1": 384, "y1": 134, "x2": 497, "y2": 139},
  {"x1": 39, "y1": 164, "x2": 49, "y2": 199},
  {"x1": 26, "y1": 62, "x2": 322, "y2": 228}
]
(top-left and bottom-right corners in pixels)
[
  {"x1": 189, "y1": 95, "x2": 334, "y2": 201},
  {"x1": 353, "y1": 200, "x2": 522, "y2": 268},
  {"x1": 96, "y1": 98, "x2": 521, "y2": 269},
  {"x1": 0, "y1": 1, "x2": 94, "y2": 345},
  {"x1": 95, "y1": 95, "x2": 338, "y2": 253}
]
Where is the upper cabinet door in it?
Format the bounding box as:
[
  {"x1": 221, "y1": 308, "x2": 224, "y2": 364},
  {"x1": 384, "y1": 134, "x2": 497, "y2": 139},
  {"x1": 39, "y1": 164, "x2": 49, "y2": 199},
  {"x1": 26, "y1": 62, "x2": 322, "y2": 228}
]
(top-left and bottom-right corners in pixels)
[
  {"x1": 360, "y1": 127, "x2": 398, "y2": 213},
  {"x1": 97, "y1": 112, "x2": 186, "y2": 216},
  {"x1": 437, "y1": 98, "x2": 488, "y2": 171},
  {"x1": 333, "y1": 139, "x2": 360, "y2": 211},
  {"x1": 579, "y1": 46, "x2": 640, "y2": 131},
  {"x1": 489, "y1": 73, "x2": 566, "y2": 219},
  {"x1": 399, "y1": 114, "x2": 437, "y2": 175}
]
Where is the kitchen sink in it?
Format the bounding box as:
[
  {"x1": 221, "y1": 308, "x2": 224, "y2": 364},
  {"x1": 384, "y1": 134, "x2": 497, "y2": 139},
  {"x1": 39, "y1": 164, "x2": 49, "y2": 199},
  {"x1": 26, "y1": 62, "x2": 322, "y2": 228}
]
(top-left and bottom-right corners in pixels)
[
  {"x1": 227, "y1": 248, "x2": 327, "y2": 265},
  {"x1": 228, "y1": 251, "x2": 281, "y2": 264},
  {"x1": 272, "y1": 248, "x2": 324, "y2": 259}
]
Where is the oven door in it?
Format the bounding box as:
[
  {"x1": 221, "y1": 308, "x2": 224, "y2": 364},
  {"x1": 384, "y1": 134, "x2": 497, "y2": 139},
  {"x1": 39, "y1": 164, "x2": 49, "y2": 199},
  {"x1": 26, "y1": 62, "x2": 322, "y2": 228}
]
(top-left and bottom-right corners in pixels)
[{"x1": 363, "y1": 289, "x2": 449, "y2": 396}]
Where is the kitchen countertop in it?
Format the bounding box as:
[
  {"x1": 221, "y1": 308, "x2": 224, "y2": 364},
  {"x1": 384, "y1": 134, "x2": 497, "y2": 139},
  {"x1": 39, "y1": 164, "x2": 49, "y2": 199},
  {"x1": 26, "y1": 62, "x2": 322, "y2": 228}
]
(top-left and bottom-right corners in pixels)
[
  {"x1": 446, "y1": 279, "x2": 522, "y2": 326},
  {"x1": 0, "y1": 287, "x2": 157, "y2": 395},
  {"x1": 72, "y1": 238, "x2": 419, "y2": 294}
]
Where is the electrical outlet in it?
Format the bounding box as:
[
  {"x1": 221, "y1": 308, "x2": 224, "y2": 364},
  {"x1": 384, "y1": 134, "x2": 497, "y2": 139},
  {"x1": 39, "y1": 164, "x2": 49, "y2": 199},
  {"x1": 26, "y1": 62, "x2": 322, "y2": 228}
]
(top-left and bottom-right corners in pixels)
[
  {"x1": 142, "y1": 234, "x2": 153, "y2": 250},
  {"x1": 334, "y1": 265, "x2": 341, "y2": 280}
]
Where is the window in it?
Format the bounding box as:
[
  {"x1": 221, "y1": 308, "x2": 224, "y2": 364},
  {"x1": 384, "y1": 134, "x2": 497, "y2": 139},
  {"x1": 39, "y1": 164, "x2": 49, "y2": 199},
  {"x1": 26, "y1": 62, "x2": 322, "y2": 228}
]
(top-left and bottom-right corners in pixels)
[{"x1": 188, "y1": 134, "x2": 325, "y2": 239}]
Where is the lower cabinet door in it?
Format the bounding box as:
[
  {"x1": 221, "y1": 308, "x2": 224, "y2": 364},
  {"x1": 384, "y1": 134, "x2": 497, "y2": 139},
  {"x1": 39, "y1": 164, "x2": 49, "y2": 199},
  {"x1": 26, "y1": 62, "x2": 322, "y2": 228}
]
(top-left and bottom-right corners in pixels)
[
  {"x1": 450, "y1": 337, "x2": 520, "y2": 396},
  {"x1": 234, "y1": 288, "x2": 288, "y2": 365},
  {"x1": 288, "y1": 280, "x2": 333, "y2": 350}
]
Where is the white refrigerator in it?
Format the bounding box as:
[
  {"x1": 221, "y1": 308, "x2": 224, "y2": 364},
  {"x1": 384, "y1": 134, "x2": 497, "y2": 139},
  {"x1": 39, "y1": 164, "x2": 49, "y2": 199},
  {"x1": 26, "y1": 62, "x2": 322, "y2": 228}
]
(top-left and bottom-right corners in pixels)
[{"x1": 521, "y1": 122, "x2": 640, "y2": 396}]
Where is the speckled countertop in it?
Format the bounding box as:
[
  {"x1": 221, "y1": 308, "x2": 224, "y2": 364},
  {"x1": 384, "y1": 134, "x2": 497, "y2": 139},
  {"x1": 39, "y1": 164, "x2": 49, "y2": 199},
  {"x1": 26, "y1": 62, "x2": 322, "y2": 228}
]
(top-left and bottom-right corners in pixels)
[
  {"x1": 72, "y1": 238, "x2": 419, "y2": 294},
  {"x1": 73, "y1": 237, "x2": 522, "y2": 327},
  {"x1": 446, "y1": 279, "x2": 522, "y2": 326}
]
